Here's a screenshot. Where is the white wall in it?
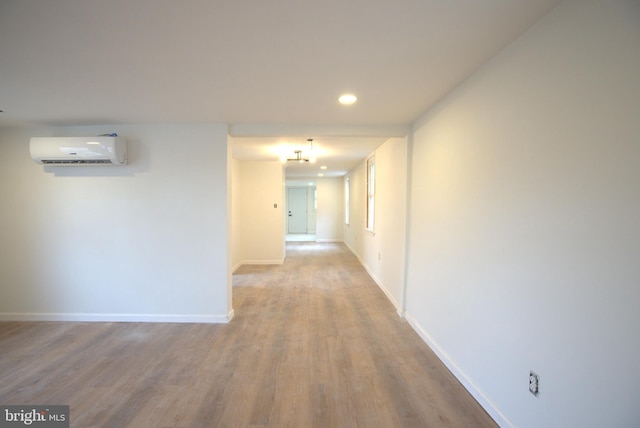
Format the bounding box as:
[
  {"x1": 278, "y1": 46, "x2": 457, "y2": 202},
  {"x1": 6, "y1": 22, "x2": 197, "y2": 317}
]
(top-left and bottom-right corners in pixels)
[
  {"x1": 344, "y1": 137, "x2": 408, "y2": 313},
  {"x1": 231, "y1": 157, "x2": 242, "y2": 271},
  {"x1": 307, "y1": 186, "x2": 317, "y2": 234},
  {"x1": 372, "y1": 137, "x2": 408, "y2": 312},
  {"x1": 344, "y1": 162, "x2": 366, "y2": 257},
  {"x1": 405, "y1": 1, "x2": 640, "y2": 427},
  {"x1": 226, "y1": 138, "x2": 234, "y2": 314},
  {"x1": 235, "y1": 160, "x2": 284, "y2": 264},
  {"x1": 0, "y1": 124, "x2": 231, "y2": 322},
  {"x1": 316, "y1": 177, "x2": 343, "y2": 242}
]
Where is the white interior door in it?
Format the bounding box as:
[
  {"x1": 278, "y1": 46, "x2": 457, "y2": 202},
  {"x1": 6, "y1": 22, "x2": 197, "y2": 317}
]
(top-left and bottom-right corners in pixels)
[{"x1": 287, "y1": 188, "x2": 308, "y2": 233}]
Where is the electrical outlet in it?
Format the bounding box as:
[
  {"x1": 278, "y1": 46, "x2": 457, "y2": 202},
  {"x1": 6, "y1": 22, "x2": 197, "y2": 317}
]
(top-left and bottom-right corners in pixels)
[{"x1": 529, "y1": 371, "x2": 540, "y2": 396}]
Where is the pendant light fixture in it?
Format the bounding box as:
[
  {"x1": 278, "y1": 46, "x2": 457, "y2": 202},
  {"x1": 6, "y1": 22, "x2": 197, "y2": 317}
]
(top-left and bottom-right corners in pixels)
[{"x1": 281, "y1": 138, "x2": 317, "y2": 163}]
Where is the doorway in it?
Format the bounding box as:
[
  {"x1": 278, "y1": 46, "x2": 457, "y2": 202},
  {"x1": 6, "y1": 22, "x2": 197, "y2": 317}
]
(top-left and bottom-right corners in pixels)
[
  {"x1": 287, "y1": 187, "x2": 308, "y2": 233},
  {"x1": 286, "y1": 185, "x2": 316, "y2": 241}
]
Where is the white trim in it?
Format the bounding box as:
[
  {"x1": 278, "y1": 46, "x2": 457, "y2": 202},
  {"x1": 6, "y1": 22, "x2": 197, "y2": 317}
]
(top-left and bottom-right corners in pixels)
[
  {"x1": 316, "y1": 238, "x2": 343, "y2": 243},
  {"x1": 233, "y1": 259, "x2": 285, "y2": 273},
  {"x1": 401, "y1": 134, "x2": 413, "y2": 317},
  {"x1": 228, "y1": 123, "x2": 411, "y2": 139},
  {"x1": 361, "y1": 262, "x2": 401, "y2": 314},
  {"x1": 0, "y1": 312, "x2": 233, "y2": 324},
  {"x1": 240, "y1": 258, "x2": 285, "y2": 265},
  {"x1": 343, "y1": 241, "x2": 402, "y2": 316},
  {"x1": 404, "y1": 311, "x2": 513, "y2": 428},
  {"x1": 343, "y1": 239, "x2": 357, "y2": 256},
  {"x1": 365, "y1": 155, "x2": 376, "y2": 233},
  {"x1": 345, "y1": 175, "x2": 351, "y2": 225}
]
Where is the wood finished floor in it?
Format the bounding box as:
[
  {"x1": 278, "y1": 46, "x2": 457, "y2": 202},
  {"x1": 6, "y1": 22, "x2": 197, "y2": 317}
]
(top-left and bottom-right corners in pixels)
[{"x1": 0, "y1": 242, "x2": 497, "y2": 427}]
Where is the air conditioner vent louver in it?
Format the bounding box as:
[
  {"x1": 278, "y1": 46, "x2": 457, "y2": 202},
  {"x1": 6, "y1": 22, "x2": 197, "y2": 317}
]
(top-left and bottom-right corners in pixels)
[{"x1": 41, "y1": 159, "x2": 114, "y2": 165}]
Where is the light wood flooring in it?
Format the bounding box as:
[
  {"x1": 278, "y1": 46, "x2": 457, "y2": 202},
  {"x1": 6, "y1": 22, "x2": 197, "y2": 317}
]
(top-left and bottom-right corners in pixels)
[{"x1": 0, "y1": 242, "x2": 497, "y2": 427}]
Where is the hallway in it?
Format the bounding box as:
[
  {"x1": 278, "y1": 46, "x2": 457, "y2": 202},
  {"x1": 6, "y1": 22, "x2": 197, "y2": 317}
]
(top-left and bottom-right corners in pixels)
[{"x1": 230, "y1": 242, "x2": 497, "y2": 427}]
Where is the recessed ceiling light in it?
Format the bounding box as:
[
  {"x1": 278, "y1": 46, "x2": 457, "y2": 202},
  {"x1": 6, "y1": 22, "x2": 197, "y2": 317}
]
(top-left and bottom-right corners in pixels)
[
  {"x1": 320, "y1": 165, "x2": 327, "y2": 170},
  {"x1": 338, "y1": 94, "x2": 357, "y2": 105},
  {"x1": 318, "y1": 173, "x2": 324, "y2": 177}
]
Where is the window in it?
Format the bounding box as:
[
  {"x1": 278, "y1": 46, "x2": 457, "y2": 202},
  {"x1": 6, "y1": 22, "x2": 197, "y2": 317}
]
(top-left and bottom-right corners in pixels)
[
  {"x1": 366, "y1": 157, "x2": 375, "y2": 231},
  {"x1": 345, "y1": 176, "x2": 350, "y2": 225}
]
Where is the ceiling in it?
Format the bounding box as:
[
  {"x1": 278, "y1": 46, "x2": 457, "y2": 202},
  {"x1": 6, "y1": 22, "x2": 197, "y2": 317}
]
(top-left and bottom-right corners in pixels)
[
  {"x1": 0, "y1": 0, "x2": 561, "y2": 177},
  {"x1": 230, "y1": 135, "x2": 389, "y2": 178}
]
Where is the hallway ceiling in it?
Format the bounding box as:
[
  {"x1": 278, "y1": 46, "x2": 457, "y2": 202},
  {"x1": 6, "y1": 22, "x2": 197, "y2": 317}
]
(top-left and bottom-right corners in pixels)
[
  {"x1": 231, "y1": 135, "x2": 389, "y2": 178},
  {"x1": 0, "y1": 0, "x2": 561, "y2": 176}
]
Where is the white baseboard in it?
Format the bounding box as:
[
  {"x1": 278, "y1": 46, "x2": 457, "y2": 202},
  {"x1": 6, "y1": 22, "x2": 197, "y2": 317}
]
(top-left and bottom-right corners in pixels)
[
  {"x1": 0, "y1": 312, "x2": 233, "y2": 324},
  {"x1": 343, "y1": 240, "x2": 357, "y2": 258},
  {"x1": 240, "y1": 259, "x2": 285, "y2": 265},
  {"x1": 343, "y1": 240, "x2": 402, "y2": 315},
  {"x1": 404, "y1": 311, "x2": 513, "y2": 428},
  {"x1": 232, "y1": 262, "x2": 242, "y2": 273},
  {"x1": 315, "y1": 238, "x2": 344, "y2": 243},
  {"x1": 361, "y1": 262, "x2": 402, "y2": 314}
]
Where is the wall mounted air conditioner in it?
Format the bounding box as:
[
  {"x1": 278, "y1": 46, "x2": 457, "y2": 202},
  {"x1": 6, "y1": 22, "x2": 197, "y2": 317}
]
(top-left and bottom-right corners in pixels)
[{"x1": 29, "y1": 136, "x2": 127, "y2": 165}]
